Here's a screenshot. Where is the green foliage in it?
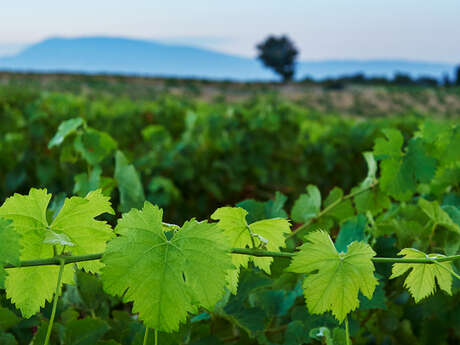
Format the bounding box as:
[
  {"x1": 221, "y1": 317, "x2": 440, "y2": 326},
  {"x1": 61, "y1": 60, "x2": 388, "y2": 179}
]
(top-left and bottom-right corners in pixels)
[
  {"x1": 102, "y1": 203, "x2": 232, "y2": 332},
  {"x1": 0, "y1": 82, "x2": 459, "y2": 344},
  {"x1": 211, "y1": 207, "x2": 290, "y2": 293},
  {"x1": 291, "y1": 185, "x2": 321, "y2": 223},
  {"x1": 288, "y1": 231, "x2": 378, "y2": 322},
  {"x1": 0, "y1": 189, "x2": 113, "y2": 317},
  {"x1": 0, "y1": 218, "x2": 21, "y2": 287},
  {"x1": 114, "y1": 151, "x2": 145, "y2": 212},
  {"x1": 48, "y1": 118, "x2": 85, "y2": 148},
  {"x1": 390, "y1": 248, "x2": 453, "y2": 302}
]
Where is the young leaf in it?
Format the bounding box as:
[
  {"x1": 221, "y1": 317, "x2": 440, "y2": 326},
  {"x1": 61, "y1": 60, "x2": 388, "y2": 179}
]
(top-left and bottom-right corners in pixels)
[
  {"x1": 288, "y1": 231, "x2": 377, "y2": 322},
  {"x1": 0, "y1": 188, "x2": 114, "y2": 317},
  {"x1": 291, "y1": 185, "x2": 321, "y2": 223},
  {"x1": 114, "y1": 151, "x2": 145, "y2": 212},
  {"x1": 418, "y1": 198, "x2": 460, "y2": 234},
  {"x1": 211, "y1": 207, "x2": 291, "y2": 293},
  {"x1": 48, "y1": 117, "x2": 85, "y2": 148},
  {"x1": 101, "y1": 202, "x2": 233, "y2": 332},
  {"x1": 390, "y1": 248, "x2": 453, "y2": 302}
]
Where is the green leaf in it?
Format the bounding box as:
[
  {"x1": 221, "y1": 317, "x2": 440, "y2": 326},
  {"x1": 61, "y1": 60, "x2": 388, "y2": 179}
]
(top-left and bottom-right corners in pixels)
[
  {"x1": 404, "y1": 138, "x2": 436, "y2": 184},
  {"x1": 43, "y1": 230, "x2": 75, "y2": 247},
  {"x1": 0, "y1": 189, "x2": 113, "y2": 317},
  {"x1": 376, "y1": 134, "x2": 437, "y2": 201},
  {"x1": 358, "y1": 281, "x2": 387, "y2": 310},
  {"x1": 418, "y1": 198, "x2": 460, "y2": 234},
  {"x1": 324, "y1": 187, "x2": 354, "y2": 223},
  {"x1": 288, "y1": 231, "x2": 377, "y2": 322},
  {"x1": 75, "y1": 271, "x2": 106, "y2": 311},
  {"x1": 359, "y1": 152, "x2": 377, "y2": 190},
  {"x1": 0, "y1": 307, "x2": 21, "y2": 331},
  {"x1": 48, "y1": 117, "x2": 84, "y2": 148},
  {"x1": 73, "y1": 166, "x2": 102, "y2": 197},
  {"x1": 284, "y1": 320, "x2": 310, "y2": 345},
  {"x1": 74, "y1": 128, "x2": 117, "y2": 165},
  {"x1": 353, "y1": 187, "x2": 390, "y2": 215},
  {"x1": 115, "y1": 151, "x2": 145, "y2": 213},
  {"x1": 50, "y1": 189, "x2": 115, "y2": 272},
  {"x1": 373, "y1": 128, "x2": 404, "y2": 159},
  {"x1": 390, "y1": 248, "x2": 453, "y2": 302},
  {"x1": 102, "y1": 203, "x2": 232, "y2": 332},
  {"x1": 0, "y1": 333, "x2": 17, "y2": 345},
  {"x1": 0, "y1": 218, "x2": 21, "y2": 287},
  {"x1": 335, "y1": 214, "x2": 367, "y2": 253},
  {"x1": 237, "y1": 192, "x2": 289, "y2": 224},
  {"x1": 291, "y1": 185, "x2": 321, "y2": 223},
  {"x1": 65, "y1": 318, "x2": 109, "y2": 345},
  {"x1": 237, "y1": 192, "x2": 288, "y2": 223},
  {"x1": 211, "y1": 207, "x2": 291, "y2": 293}
]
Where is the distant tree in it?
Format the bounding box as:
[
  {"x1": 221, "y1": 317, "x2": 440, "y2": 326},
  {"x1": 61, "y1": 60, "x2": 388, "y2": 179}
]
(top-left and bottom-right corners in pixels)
[
  {"x1": 257, "y1": 35, "x2": 298, "y2": 82},
  {"x1": 456, "y1": 65, "x2": 460, "y2": 86}
]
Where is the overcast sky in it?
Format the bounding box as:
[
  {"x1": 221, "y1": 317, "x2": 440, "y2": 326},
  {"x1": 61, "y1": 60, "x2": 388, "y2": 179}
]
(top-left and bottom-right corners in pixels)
[{"x1": 1, "y1": 0, "x2": 459, "y2": 62}]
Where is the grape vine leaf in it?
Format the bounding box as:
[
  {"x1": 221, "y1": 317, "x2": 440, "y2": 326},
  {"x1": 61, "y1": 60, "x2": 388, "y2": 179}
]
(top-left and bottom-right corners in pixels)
[
  {"x1": 74, "y1": 128, "x2": 118, "y2": 165},
  {"x1": 0, "y1": 218, "x2": 21, "y2": 287},
  {"x1": 288, "y1": 231, "x2": 377, "y2": 322},
  {"x1": 0, "y1": 188, "x2": 114, "y2": 317},
  {"x1": 358, "y1": 152, "x2": 377, "y2": 190},
  {"x1": 323, "y1": 187, "x2": 354, "y2": 223},
  {"x1": 211, "y1": 207, "x2": 291, "y2": 293},
  {"x1": 114, "y1": 150, "x2": 145, "y2": 212},
  {"x1": 291, "y1": 185, "x2": 321, "y2": 223},
  {"x1": 374, "y1": 129, "x2": 436, "y2": 201},
  {"x1": 390, "y1": 248, "x2": 453, "y2": 302},
  {"x1": 0, "y1": 307, "x2": 21, "y2": 331},
  {"x1": 48, "y1": 117, "x2": 85, "y2": 148},
  {"x1": 418, "y1": 198, "x2": 460, "y2": 234},
  {"x1": 334, "y1": 214, "x2": 367, "y2": 253},
  {"x1": 101, "y1": 202, "x2": 233, "y2": 332}
]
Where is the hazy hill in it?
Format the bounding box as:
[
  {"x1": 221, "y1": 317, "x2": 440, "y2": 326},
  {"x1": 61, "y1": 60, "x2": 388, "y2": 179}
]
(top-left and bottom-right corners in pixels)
[{"x1": 0, "y1": 37, "x2": 455, "y2": 80}]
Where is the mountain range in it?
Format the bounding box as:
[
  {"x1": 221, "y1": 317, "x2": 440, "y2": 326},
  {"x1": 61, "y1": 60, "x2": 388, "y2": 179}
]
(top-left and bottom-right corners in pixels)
[{"x1": 0, "y1": 37, "x2": 456, "y2": 81}]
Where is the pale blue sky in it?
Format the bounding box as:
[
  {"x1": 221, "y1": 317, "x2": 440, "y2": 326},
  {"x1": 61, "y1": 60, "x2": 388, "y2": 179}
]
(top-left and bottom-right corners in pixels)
[{"x1": 1, "y1": 0, "x2": 459, "y2": 62}]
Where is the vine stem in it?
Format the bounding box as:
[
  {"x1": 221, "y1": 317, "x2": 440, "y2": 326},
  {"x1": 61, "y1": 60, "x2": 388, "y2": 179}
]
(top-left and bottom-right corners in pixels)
[
  {"x1": 4, "y1": 251, "x2": 460, "y2": 269},
  {"x1": 155, "y1": 329, "x2": 158, "y2": 345},
  {"x1": 287, "y1": 182, "x2": 378, "y2": 239},
  {"x1": 345, "y1": 317, "x2": 351, "y2": 345},
  {"x1": 43, "y1": 258, "x2": 65, "y2": 345},
  {"x1": 143, "y1": 327, "x2": 150, "y2": 345}
]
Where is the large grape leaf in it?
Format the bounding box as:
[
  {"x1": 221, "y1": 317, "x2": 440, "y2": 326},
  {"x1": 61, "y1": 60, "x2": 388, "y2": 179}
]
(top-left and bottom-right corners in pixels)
[
  {"x1": 288, "y1": 231, "x2": 377, "y2": 322},
  {"x1": 390, "y1": 248, "x2": 453, "y2": 302},
  {"x1": 211, "y1": 207, "x2": 291, "y2": 293},
  {"x1": 101, "y1": 202, "x2": 233, "y2": 332},
  {"x1": 0, "y1": 188, "x2": 114, "y2": 317},
  {"x1": 0, "y1": 218, "x2": 21, "y2": 287}
]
